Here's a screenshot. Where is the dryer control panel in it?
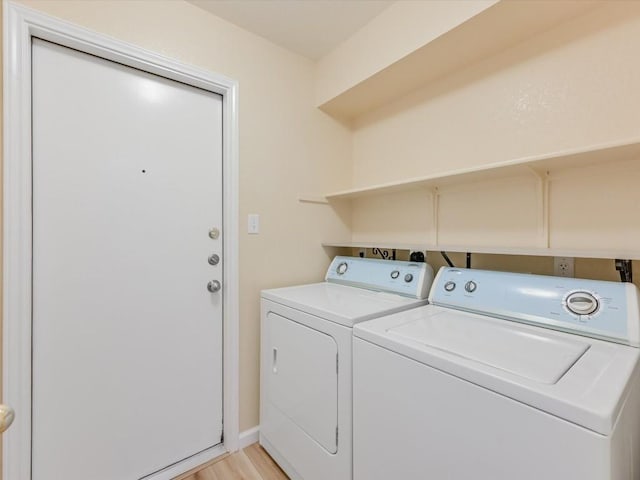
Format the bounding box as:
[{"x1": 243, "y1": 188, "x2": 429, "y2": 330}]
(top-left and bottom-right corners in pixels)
[
  {"x1": 326, "y1": 256, "x2": 434, "y2": 299},
  {"x1": 429, "y1": 267, "x2": 640, "y2": 346}
]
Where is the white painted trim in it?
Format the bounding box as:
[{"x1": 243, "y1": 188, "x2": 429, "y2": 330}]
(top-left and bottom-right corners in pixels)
[
  {"x1": 238, "y1": 426, "x2": 260, "y2": 450},
  {"x1": 2, "y1": 3, "x2": 240, "y2": 479}
]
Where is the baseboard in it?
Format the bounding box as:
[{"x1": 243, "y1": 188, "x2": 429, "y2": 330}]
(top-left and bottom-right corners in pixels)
[{"x1": 238, "y1": 425, "x2": 260, "y2": 449}]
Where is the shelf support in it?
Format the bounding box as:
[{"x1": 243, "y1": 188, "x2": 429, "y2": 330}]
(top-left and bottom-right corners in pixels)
[
  {"x1": 526, "y1": 167, "x2": 550, "y2": 248},
  {"x1": 431, "y1": 187, "x2": 439, "y2": 247},
  {"x1": 298, "y1": 195, "x2": 329, "y2": 204}
]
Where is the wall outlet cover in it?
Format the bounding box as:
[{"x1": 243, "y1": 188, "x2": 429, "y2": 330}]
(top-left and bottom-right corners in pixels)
[{"x1": 554, "y1": 257, "x2": 575, "y2": 277}]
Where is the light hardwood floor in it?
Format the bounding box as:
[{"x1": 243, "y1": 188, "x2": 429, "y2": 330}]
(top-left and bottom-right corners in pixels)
[{"x1": 176, "y1": 443, "x2": 289, "y2": 480}]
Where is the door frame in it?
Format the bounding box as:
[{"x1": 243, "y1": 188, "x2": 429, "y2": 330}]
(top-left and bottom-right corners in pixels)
[{"x1": 3, "y1": 3, "x2": 240, "y2": 479}]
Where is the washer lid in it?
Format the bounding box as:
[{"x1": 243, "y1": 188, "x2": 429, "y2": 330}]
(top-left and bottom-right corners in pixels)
[
  {"x1": 388, "y1": 310, "x2": 590, "y2": 384},
  {"x1": 262, "y1": 282, "x2": 427, "y2": 327},
  {"x1": 355, "y1": 305, "x2": 640, "y2": 435}
]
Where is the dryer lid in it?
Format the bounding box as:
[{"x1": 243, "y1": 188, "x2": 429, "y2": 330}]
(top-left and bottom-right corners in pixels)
[{"x1": 262, "y1": 282, "x2": 427, "y2": 327}]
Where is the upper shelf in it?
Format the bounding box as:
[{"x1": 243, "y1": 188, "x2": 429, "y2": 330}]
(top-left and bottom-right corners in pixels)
[
  {"x1": 324, "y1": 138, "x2": 640, "y2": 200},
  {"x1": 318, "y1": 1, "x2": 603, "y2": 122}
]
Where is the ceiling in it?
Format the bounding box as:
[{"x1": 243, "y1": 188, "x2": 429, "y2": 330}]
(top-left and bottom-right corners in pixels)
[{"x1": 188, "y1": 0, "x2": 393, "y2": 60}]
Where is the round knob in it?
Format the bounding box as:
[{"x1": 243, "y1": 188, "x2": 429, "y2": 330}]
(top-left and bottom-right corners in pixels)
[
  {"x1": 465, "y1": 281, "x2": 477, "y2": 293},
  {"x1": 404, "y1": 273, "x2": 413, "y2": 283},
  {"x1": 390, "y1": 270, "x2": 400, "y2": 279},
  {"x1": 207, "y1": 280, "x2": 221, "y2": 293},
  {"x1": 444, "y1": 281, "x2": 456, "y2": 292},
  {"x1": 566, "y1": 291, "x2": 598, "y2": 315},
  {"x1": 208, "y1": 254, "x2": 220, "y2": 266},
  {"x1": 0, "y1": 404, "x2": 15, "y2": 434},
  {"x1": 336, "y1": 262, "x2": 348, "y2": 275}
]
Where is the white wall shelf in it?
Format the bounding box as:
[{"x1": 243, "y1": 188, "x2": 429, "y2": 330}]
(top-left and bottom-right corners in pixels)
[
  {"x1": 318, "y1": 1, "x2": 601, "y2": 122},
  {"x1": 321, "y1": 137, "x2": 640, "y2": 261},
  {"x1": 322, "y1": 242, "x2": 640, "y2": 261},
  {"x1": 325, "y1": 138, "x2": 640, "y2": 200}
]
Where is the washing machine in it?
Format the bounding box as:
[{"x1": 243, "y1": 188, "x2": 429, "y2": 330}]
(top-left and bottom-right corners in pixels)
[
  {"x1": 353, "y1": 267, "x2": 640, "y2": 480},
  {"x1": 260, "y1": 256, "x2": 434, "y2": 480}
]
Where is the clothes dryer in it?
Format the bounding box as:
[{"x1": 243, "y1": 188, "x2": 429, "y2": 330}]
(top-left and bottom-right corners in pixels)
[{"x1": 260, "y1": 256, "x2": 434, "y2": 480}]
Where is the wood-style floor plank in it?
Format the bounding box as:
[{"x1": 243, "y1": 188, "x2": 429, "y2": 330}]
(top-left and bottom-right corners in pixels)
[
  {"x1": 209, "y1": 451, "x2": 262, "y2": 480},
  {"x1": 244, "y1": 444, "x2": 288, "y2": 480},
  {"x1": 178, "y1": 444, "x2": 288, "y2": 480},
  {"x1": 174, "y1": 454, "x2": 229, "y2": 480}
]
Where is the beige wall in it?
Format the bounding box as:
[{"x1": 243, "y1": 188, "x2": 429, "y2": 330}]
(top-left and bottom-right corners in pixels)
[{"x1": 3, "y1": 0, "x2": 352, "y2": 432}]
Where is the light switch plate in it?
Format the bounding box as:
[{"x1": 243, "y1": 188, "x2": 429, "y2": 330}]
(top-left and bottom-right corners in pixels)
[{"x1": 248, "y1": 214, "x2": 260, "y2": 234}]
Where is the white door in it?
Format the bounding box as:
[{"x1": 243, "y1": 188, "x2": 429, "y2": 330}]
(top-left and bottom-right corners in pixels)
[{"x1": 31, "y1": 38, "x2": 223, "y2": 479}]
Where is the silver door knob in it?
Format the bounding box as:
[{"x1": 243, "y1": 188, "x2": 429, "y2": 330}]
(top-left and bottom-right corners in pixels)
[
  {"x1": 207, "y1": 280, "x2": 221, "y2": 293},
  {"x1": 0, "y1": 404, "x2": 15, "y2": 434}
]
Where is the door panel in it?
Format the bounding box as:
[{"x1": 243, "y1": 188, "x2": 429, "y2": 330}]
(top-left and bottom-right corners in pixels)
[
  {"x1": 31, "y1": 39, "x2": 223, "y2": 479},
  {"x1": 267, "y1": 312, "x2": 338, "y2": 453}
]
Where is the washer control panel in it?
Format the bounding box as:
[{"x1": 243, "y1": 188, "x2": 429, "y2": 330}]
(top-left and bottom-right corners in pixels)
[
  {"x1": 326, "y1": 256, "x2": 435, "y2": 299},
  {"x1": 429, "y1": 267, "x2": 640, "y2": 346}
]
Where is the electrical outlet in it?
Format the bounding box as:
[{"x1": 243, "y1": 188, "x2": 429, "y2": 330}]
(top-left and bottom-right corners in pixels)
[{"x1": 554, "y1": 257, "x2": 574, "y2": 277}]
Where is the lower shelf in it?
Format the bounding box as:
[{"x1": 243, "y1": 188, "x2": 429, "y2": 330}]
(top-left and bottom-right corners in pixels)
[{"x1": 322, "y1": 242, "x2": 640, "y2": 261}]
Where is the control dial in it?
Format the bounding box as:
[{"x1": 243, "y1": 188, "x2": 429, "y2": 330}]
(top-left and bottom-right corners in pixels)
[
  {"x1": 336, "y1": 262, "x2": 348, "y2": 275},
  {"x1": 565, "y1": 291, "x2": 599, "y2": 316},
  {"x1": 404, "y1": 273, "x2": 413, "y2": 283},
  {"x1": 465, "y1": 281, "x2": 477, "y2": 293},
  {"x1": 390, "y1": 270, "x2": 400, "y2": 279},
  {"x1": 444, "y1": 281, "x2": 456, "y2": 292}
]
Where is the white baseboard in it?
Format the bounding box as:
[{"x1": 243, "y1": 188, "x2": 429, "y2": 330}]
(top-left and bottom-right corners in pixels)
[{"x1": 238, "y1": 426, "x2": 260, "y2": 450}]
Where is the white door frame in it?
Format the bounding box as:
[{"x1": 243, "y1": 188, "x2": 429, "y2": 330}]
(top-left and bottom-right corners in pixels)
[{"x1": 2, "y1": 3, "x2": 240, "y2": 479}]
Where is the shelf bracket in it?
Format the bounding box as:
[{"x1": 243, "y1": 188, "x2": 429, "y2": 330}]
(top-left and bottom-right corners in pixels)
[
  {"x1": 431, "y1": 187, "x2": 439, "y2": 246},
  {"x1": 298, "y1": 195, "x2": 329, "y2": 204},
  {"x1": 526, "y1": 166, "x2": 550, "y2": 248},
  {"x1": 615, "y1": 259, "x2": 633, "y2": 283}
]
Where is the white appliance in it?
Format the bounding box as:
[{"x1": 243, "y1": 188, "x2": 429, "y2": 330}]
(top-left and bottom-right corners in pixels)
[
  {"x1": 353, "y1": 267, "x2": 640, "y2": 480},
  {"x1": 260, "y1": 256, "x2": 435, "y2": 480}
]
